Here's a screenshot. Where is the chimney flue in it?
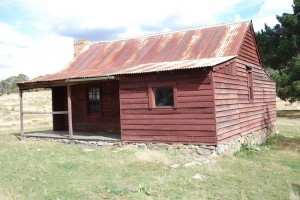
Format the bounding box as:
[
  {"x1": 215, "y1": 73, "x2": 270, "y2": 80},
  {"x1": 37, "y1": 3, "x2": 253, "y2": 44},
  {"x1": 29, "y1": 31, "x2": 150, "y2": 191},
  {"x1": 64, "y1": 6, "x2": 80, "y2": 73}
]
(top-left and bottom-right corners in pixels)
[{"x1": 74, "y1": 40, "x2": 90, "y2": 57}]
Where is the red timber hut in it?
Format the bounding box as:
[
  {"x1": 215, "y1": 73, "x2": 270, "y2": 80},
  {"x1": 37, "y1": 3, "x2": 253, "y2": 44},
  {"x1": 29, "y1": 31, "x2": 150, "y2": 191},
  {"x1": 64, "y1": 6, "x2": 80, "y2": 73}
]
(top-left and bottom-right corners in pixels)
[{"x1": 18, "y1": 21, "x2": 276, "y2": 145}]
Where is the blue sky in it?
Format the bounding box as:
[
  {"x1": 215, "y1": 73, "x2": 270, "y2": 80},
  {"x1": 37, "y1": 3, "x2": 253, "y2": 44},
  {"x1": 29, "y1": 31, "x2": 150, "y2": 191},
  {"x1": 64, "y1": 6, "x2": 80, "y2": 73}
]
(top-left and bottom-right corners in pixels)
[{"x1": 0, "y1": 0, "x2": 293, "y2": 80}]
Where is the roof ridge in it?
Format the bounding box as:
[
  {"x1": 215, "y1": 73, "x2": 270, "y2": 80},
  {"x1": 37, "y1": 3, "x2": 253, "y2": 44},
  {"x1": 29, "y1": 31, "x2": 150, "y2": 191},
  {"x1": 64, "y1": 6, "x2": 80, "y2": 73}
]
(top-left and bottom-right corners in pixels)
[{"x1": 92, "y1": 20, "x2": 251, "y2": 44}]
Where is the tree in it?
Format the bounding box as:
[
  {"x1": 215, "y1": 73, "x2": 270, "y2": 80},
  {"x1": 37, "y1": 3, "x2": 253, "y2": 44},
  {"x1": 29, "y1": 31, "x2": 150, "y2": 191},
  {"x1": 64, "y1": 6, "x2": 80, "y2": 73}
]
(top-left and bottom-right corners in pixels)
[
  {"x1": 256, "y1": 0, "x2": 300, "y2": 102},
  {"x1": 0, "y1": 81, "x2": 9, "y2": 94},
  {"x1": 0, "y1": 74, "x2": 29, "y2": 95}
]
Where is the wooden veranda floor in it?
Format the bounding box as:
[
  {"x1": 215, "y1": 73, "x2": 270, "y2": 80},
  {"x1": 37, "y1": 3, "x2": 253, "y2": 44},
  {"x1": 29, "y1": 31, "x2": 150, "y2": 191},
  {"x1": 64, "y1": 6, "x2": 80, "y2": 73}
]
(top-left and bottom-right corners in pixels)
[{"x1": 24, "y1": 131, "x2": 121, "y2": 141}]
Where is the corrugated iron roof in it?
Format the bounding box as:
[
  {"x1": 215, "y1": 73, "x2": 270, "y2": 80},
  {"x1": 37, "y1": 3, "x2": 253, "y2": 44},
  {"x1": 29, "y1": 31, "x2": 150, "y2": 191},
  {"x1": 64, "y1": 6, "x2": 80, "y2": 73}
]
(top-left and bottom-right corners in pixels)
[
  {"x1": 26, "y1": 56, "x2": 235, "y2": 82},
  {"x1": 22, "y1": 21, "x2": 251, "y2": 84}
]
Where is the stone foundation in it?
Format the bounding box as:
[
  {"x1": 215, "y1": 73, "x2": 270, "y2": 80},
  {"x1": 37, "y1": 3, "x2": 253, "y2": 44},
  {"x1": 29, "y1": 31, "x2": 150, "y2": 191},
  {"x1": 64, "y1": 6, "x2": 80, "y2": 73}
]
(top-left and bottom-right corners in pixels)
[
  {"x1": 20, "y1": 124, "x2": 278, "y2": 156},
  {"x1": 216, "y1": 124, "x2": 278, "y2": 154}
]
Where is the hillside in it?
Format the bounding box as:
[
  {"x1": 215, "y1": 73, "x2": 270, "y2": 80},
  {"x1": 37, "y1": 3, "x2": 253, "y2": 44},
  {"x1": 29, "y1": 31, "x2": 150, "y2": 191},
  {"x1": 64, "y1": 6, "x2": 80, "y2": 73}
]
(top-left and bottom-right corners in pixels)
[{"x1": 0, "y1": 91, "x2": 52, "y2": 133}]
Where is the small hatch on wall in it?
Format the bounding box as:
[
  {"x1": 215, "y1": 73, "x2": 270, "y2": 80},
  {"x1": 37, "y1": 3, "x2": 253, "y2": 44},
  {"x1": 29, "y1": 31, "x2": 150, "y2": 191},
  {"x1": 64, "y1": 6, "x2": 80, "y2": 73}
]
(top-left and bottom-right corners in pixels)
[{"x1": 246, "y1": 65, "x2": 254, "y2": 102}]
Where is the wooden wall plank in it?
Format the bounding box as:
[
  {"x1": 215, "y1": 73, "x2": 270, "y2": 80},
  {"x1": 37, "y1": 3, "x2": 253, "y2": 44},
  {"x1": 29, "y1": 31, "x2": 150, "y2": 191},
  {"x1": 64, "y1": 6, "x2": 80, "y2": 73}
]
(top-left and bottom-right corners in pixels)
[
  {"x1": 122, "y1": 130, "x2": 216, "y2": 137},
  {"x1": 121, "y1": 108, "x2": 215, "y2": 114},
  {"x1": 122, "y1": 135, "x2": 217, "y2": 144},
  {"x1": 122, "y1": 113, "x2": 215, "y2": 119},
  {"x1": 122, "y1": 124, "x2": 215, "y2": 131},
  {"x1": 122, "y1": 118, "x2": 215, "y2": 125}
]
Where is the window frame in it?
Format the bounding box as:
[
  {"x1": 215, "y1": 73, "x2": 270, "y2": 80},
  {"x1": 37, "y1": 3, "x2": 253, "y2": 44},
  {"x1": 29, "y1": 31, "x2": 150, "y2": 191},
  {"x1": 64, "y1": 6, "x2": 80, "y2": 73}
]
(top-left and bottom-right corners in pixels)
[
  {"x1": 86, "y1": 86, "x2": 103, "y2": 118},
  {"x1": 246, "y1": 66, "x2": 254, "y2": 102},
  {"x1": 148, "y1": 82, "x2": 177, "y2": 109}
]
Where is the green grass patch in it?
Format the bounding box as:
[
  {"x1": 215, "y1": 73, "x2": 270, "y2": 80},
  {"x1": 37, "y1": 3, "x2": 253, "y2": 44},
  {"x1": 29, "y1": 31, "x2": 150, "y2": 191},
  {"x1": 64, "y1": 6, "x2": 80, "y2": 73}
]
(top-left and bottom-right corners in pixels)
[{"x1": 234, "y1": 144, "x2": 263, "y2": 157}]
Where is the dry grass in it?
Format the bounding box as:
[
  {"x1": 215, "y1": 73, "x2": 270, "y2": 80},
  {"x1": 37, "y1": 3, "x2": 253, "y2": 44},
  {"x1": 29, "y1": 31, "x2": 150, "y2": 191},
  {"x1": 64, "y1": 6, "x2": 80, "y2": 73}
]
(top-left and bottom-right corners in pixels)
[
  {"x1": 276, "y1": 111, "x2": 300, "y2": 138},
  {"x1": 276, "y1": 98, "x2": 300, "y2": 138},
  {"x1": 290, "y1": 192, "x2": 299, "y2": 200},
  {"x1": 0, "y1": 91, "x2": 52, "y2": 133},
  {"x1": 276, "y1": 97, "x2": 300, "y2": 110},
  {"x1": 133, "y1": 149, "x2": 171, "y2": 165}
]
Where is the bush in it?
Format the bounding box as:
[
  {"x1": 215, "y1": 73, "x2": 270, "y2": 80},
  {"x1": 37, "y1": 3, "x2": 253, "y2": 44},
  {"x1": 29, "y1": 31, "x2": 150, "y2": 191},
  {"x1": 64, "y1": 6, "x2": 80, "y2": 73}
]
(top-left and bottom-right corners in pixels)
[{"x1": 234, "y1": 144, "x2": 261, "y2": 157}]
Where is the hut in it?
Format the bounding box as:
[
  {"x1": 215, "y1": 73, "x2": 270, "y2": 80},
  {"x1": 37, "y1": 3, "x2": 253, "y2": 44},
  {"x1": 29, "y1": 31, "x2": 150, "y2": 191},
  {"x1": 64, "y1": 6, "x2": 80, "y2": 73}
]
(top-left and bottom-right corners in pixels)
[{"x1": 18, "y1": 21, "x2": 276, "y2": 145}]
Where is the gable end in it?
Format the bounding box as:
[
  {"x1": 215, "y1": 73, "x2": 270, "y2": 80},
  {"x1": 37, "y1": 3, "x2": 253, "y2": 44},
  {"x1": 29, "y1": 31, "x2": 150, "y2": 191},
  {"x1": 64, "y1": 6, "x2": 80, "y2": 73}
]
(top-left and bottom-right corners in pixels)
[{"x1": 237, "y1": 23, "x2": 262, "y2": 66}]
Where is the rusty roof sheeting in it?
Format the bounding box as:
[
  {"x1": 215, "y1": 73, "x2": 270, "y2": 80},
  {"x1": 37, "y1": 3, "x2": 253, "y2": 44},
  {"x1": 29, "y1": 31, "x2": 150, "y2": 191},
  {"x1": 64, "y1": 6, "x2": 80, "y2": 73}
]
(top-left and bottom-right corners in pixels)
[
  {"x1": 22, "y1": 21, "x2": 250, "y2": 84},
  {"x1": 26, "y1": 56, "x2": 235, "y2": 82}
]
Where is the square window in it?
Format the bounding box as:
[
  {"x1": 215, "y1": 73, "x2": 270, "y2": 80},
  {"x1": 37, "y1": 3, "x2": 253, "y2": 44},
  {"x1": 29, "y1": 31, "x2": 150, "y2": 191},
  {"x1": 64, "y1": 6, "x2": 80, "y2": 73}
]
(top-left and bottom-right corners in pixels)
[
  {"x1": 88, "y1": 88, "x2": 102, "y2": 114},
  {"x1": 153, "y1": 86, "x2": 174, "y2": 107},
  {"x1": 148, "y1": 82, "x2": 177, "y2": 109}
]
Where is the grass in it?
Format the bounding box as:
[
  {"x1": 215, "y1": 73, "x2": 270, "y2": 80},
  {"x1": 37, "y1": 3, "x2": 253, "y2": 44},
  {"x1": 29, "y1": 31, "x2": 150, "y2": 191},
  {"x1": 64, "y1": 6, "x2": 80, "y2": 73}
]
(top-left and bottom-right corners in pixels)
[
  {"x1": 0, "y1": 92, "x2": 299, "y2": 199},
  {"x1": 277, "y1": 110, "x2": 300, "y2": 138}
]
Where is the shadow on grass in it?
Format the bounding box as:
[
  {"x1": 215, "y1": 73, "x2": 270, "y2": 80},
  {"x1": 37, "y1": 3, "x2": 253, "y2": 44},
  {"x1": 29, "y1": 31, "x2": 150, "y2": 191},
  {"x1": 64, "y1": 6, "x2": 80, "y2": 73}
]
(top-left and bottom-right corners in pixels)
[
  {"x1": 235, "y1": 134, "x2": 300, "y2": 158},
  {"x1": 291, "y1": 183, "x2": 300, "y2": 197},
  {"x1": 266, "y1": 134, "x2": 300, "y2": 153},
  {"x1": 7, "y1": 128, "x2": 53, "y2": 139},
  {"x1": 277, "y1": 110, "x2": 300, "y2": 119}
]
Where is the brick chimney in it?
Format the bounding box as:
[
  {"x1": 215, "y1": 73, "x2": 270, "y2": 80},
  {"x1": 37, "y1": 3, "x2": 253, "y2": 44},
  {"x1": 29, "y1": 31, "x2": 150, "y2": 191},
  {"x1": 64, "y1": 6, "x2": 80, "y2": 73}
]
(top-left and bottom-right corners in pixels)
[{"x1": 74, "y1": 40, "x2": 90, "y2": 57}]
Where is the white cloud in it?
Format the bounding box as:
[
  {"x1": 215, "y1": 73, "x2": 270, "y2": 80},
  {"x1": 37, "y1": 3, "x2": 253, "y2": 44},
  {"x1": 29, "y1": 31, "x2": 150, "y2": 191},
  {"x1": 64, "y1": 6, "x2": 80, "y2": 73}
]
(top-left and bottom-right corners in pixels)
[
  {"x1": 252, "y1": 0, "x2": 293, "y2": 31},
  {"x1": 234, "y1": 14, "x2": 242, "y2": 22},
  {"x1": 20, "y1": 0, "x2": 245, "y2": 36},
  {"x1": 0, "y1": 22, "x2": 73, "y2": 80},
  {"x1": 24, "y1": 0, "x2": 294, "y2": 38}
]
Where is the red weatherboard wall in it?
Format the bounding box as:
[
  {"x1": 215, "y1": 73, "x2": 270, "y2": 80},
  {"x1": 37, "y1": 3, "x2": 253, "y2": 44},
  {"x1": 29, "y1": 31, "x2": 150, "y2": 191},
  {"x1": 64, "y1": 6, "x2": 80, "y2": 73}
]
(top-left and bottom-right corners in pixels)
[
  {"x1": 52, "y1": 81, "x2": 121, "y2": 133},
  {"x1": 214, "y1": 26, "x2": 276, "y2": 142},
  {"x1": 119, "y1": 69, "x2": 217, "y2": 144}
]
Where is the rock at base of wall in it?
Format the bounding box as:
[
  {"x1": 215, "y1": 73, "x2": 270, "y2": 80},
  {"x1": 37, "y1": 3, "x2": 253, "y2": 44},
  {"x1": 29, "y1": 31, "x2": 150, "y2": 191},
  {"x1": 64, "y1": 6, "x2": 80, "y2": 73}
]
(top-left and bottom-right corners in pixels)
[{"x1": 20, "y1": 124, "x2": 277, "y2": 156}]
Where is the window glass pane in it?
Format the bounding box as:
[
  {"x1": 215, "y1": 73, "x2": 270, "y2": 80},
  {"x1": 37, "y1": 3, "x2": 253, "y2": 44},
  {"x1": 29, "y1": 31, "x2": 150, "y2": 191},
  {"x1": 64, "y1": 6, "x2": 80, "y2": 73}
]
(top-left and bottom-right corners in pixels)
[
  {"x1": 88, "y1": 88, "x2": 101, "y2": 114},
  {"x1": 153, "y1": 86, "x2": 174, "y2": 107}
]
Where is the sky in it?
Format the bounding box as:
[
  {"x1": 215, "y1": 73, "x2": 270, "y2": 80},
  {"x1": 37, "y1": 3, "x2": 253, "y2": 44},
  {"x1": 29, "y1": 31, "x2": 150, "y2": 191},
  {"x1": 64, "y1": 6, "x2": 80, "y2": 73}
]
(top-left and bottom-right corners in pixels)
[{"x1": 0, "y1": 0, "x2": 294, "y2": 80}]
